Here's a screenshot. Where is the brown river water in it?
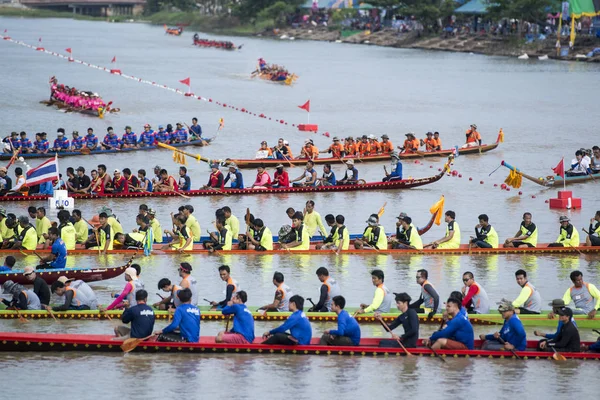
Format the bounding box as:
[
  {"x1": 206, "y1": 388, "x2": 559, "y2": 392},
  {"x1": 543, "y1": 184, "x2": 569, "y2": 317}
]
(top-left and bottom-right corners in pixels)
[{"x1": 1, "y1": 16, "x2": 600, "y2": 399}]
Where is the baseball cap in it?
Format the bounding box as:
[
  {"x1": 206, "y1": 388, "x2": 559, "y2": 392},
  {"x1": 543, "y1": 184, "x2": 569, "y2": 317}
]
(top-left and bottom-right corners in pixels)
[
  {"x1": 559, "y1": 216, "x2": 570, "y2": 222},
  {"x1": 57, "y1": 276, "x2": 73, "y2": 284},
  {"x1": 548, "y1": 299, "x2": 566, "y2": 308},
  {"x1": 497, "y1": 300, "x2": 515, "y2": 312},
  {"x1": 366, "y1": 216, "x2": 378, "y2": 226},
  {"x1": 158, "y1": 125, "x2": 164, "y2": 129},
  {"x1": 114, "y1": 169, "x2": 121, "y2": 174},
  {"x1": 124, "y1": 267, "x2": 137, "y2": 279},
  {"x1": 275, "y1": 164, "x2": 284, "y2": 169},
  {"x1": 396, "y1": 212, "x2": 408, "y2": 220},
  {"x1": 23, "y1": 266, "x2": 35, "y2": 275},
  {"x1": 557, "y1": 307, "x2": 573, "y2": 317},
  {"x1": 148, "y1": 209, "x2": 156, "y2": 216},
  {"x1": 346, "y1": 159, "x2": 354, "y2": 165}
]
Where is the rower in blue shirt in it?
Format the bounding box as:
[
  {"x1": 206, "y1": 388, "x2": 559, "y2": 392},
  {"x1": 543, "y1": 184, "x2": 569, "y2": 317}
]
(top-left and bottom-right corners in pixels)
[
  {"x1": 383, "y1": 152, "x2": 403, "y2": 182},
  {"x1": 262, "y1": 295, "x2": 312, "y2": 345},
  {"x1": 121, "y1": 126, "x2": 138, "y2": 148},
  {"x1": 138, "y1": 124, "x2": 156, "y2": 147},
  {"x1": 102, "y1": 127, "x2": 122, "y2": 150},
  {"x1": 85, "y1": 128, "x2": 99, "y2": 150},
  {"x1": 0, "y1": 256, "x2": 16, "y2": 272},
  {"x1": 224, "y1": 163, "x2": 244, "y2": 189},
  {"x1": 19, "y1": 132, "x2": 33, "y2": 153},
  {"x1": 70, "y1": 131, "x2": 85, "y2": 150},
  {"x1": 9, "y1": 132, "x2": 20, "y2": 151},
  {"x1": 38, "y1": 228, "x2": 67, "y2": 269},
  {"x1": 115, "y1": 289, "x2": 155, "y2": 339},
  {"x1": 155, "y1": 288, "x2": 200, "y2": 342},
  {"x1": 423, "y1": 297, "x2": 474, "y2": 350},
  {"x1": 480, "y1": 300, "x2": 527, "y2": 351},
  {"x1": 155, "y1": 125, "x2": 169, "y2": 143},
  {"x1": 216, "y1": 290, "x2": 255, "y2": 344},
  {"x1": 52, "y1": 130, "x2": 70, "y2": 152},
  {"x1": 34, "y1": 133, "x2": 49, "y2": 153},
  {"x1": 320, "y1": 295, "x2": 361, "y2": 346},
  {"x1": 189, "y1": 118, "x2": 202, "y2": 139}
]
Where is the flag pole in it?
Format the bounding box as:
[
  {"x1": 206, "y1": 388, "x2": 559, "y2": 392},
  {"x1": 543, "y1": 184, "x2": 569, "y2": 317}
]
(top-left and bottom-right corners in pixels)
[
  {"x1": 562, "y1": 156, "x2": 566, "y2": 192},
  {"x1": 54, "y1": 153, "x2": 60, "y2": 188},
  {"x1": 307, "y1": 98, "x2": 310, "y2": 124}
]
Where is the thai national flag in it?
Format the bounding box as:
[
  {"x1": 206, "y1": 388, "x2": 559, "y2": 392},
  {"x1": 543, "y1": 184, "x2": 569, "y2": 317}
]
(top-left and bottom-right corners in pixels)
[{"x1": 26, "y1": 156, "x2": 59, "y2": 186}]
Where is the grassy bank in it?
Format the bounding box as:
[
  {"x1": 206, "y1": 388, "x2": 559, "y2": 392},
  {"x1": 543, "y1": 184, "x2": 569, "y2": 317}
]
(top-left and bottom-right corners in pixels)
[
  {"x1": 146, "y1": 11, "x2": 274, "y2": 35},
  {"x1": 0, "y1": 6, "x2": 132, "y2": 21}
]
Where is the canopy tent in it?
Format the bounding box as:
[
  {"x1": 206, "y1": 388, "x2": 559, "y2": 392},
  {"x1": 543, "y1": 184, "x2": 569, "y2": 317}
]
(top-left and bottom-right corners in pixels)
[
  {"x1": 454, "y1": 0, "x2": 488, "y2": 14},
  {"x1": 301, "y1": 0, "x2": 374, "y2": 9},
  {"x1": 569, "y1": 0, "x2": 600, "y2": 17}
]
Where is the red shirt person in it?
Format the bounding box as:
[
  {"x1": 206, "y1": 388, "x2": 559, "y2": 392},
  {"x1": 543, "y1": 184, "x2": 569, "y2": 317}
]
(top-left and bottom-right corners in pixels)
[{"x1": 273, "y1": 164, "x2": 289, "y2": 188}]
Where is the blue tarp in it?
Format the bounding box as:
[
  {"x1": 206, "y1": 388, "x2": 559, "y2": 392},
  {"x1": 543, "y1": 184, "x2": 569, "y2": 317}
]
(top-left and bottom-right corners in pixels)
[{"x1": 454, "y1": 0, "x2": 488, "y2": 14}]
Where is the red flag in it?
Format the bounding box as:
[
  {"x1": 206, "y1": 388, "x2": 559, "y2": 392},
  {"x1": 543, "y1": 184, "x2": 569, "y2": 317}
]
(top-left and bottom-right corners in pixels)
[
  {"x1": 298, "y1": 100, "x2": 310, "y2": 112},
  {"x1": 65, "y1": 48, "x2": 72, "y2": 54},
  {"x1": 179, "y1": 77, "x2": 191, "y2": 86},
  {"x1": 552, "y1": 158, "x2": 565, "y2": 178},
  {"x1": 111, "y1": 56, "x2": 116, "y2": 63}
]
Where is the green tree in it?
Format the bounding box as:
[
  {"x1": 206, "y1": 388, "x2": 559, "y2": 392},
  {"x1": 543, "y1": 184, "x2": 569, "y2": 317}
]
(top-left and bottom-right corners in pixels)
[
  {"x1": 485, "y1": 0, "x2": 561, "y2": 24},
  {"x1": 257, "y1": 1, "x2": 297, "y2": 26},
  {"x1": 234, "y1": 0, "x2": 304, "y2": 22}
]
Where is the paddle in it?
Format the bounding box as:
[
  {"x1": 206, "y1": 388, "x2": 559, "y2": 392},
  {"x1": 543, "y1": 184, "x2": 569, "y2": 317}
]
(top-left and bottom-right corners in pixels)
[
  {"x1": 121, "y1": 334, "x2": 154, "y2": 353},
  {"x1": 46, "y1": 308, "x2": 58, "y2": 322},
  {"x1": 245, "y1": 208, "x2": 251, "y2": 250},
  {"x1": 225, "y1": 314, "x2": 232, "y2": 332},
  {"x1": 497, "y1": 337, "x2": 521, "y2": 360},
  {"x1": 9, "y1": 306, "x2": 28, "y2": 323},
  {"x1": 550, "y1": 345, "x2": 567, "y2": 361},
  {"x1": 82, "y1": 217, "x2": 101, "y2": 255},
  {"x1": 172, "y1": 191, "x2": 191, "y2": 200},
  {"x1": 567, "y1": 243, "x2": 585, "y2": 256},
  {"x1": 379, "y1": 318, "x2": 413, "y2": 357},
  {"x1": 426, "y1": 343, "x2": 446, "y2": 363},
  {"x1": 184, "y1": 122, "x2": 208, "y2": 146}
]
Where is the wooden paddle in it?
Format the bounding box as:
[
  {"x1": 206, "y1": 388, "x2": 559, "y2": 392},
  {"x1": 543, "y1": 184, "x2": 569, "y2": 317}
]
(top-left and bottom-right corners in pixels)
[
  {"x1": 172, "y1": 191, "x2": 191, "y2": 200},
  {"x1": 550, "y1": 345, "x2": 567, "y2": 361},
  {"x1": 121, "y1": 334, "x2": 154, "y2": 353},
  {"x1": 567, "y1": 243, "x2": 585, "y2": 256},
  {"x1": 245, "y1": 208, "x2": 251, "y2": 249},
  {"x1": 497, "y1": 337, "x2": 521, "y2": 360},
  {"x1": 46, "y1": 308, "x2": 58, "y2": 322},
  {"x1": 379, "y1": 318, "x2": 413, "y2": 356},
  {"x1": 426, "y1": 342, "x2": 446, "y2": 363},
  {"x1": 11, "y1": 307, "x2": 28, "y2": 323}
]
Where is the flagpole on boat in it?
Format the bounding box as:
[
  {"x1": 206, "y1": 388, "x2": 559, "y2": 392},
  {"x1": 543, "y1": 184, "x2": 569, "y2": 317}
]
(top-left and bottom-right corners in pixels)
[
  {"x1": 307, "y1": 98, "x2": 310, "y2": 124},
  {"x1": 54, "y1": 153, "x2": 60, "y2": 187},
  {"x1": 562, "y1": 156, "x2": 566, "y2": 192}
]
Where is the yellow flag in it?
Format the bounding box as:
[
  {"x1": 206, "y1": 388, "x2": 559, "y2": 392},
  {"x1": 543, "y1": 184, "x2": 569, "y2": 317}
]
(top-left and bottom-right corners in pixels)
[
  {"x1": 429, "y1": 195, "x2": 445, "y2": 226},
  {"x1": 377, "y1": 202, "x2": 387, "y2": 218}
]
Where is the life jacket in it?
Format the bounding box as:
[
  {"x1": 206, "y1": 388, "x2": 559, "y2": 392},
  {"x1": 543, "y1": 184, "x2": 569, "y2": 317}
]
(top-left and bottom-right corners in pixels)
[{"x1": 16, "y1": 175, "x2": 28, "y2": 195}]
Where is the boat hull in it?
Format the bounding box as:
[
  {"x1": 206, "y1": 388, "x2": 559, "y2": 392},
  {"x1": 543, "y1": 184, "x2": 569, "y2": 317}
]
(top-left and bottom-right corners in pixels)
[
  {"x1": 0, "y1": 333, "x2": 596, "y2": 360},
  {"x1": 0, "y1": 265, "x2": 127, "y2": 285},
  {"x1": 230, "y1": 142, "x2": 499, "y2": 169}
]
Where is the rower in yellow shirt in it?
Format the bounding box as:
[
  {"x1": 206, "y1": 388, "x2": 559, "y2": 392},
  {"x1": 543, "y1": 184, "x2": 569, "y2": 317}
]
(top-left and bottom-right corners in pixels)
[
  {"x1": 148, "y1": 209, "x2": 162, "y2": 243},
  {"x1": 317, "y1": 214, "x2": 350, "y2": 254},
  {"x1": 223, "y1": 206, "x2": 240, "y2": 238},
  {"x1": 57, "y1": 210, "x2": 77, "y2": 250},
  {"x1": 303, "y1": 200, "x2": 327, "y2": 238},
  {"x1": 72, "y1": 210, "x2": 88, "y2": 244},
  {"x1": 280, "y1": 212, "x2": 310, "y2": 251},
  {"x1": 0, "y1": 209, "x2": 12, "y2": 241},
  {"x1": 182, "y1": 205, "x2": 201, "y2": 242},
  {"x1": 14, "y1": 216, "x2": 38, "y2": 251},
  {"x1": 427, "y1": 210, "x2": 461, "y2": 249},
  {"x1": 353, "y1": 214, "x2": 388, "y2": 250},
  {"x1": 35, "y1": 207, "x2": 52, "y2": 244},
  {"x1": 548, "y1": 216, "x2": 580, "y2": 248}
]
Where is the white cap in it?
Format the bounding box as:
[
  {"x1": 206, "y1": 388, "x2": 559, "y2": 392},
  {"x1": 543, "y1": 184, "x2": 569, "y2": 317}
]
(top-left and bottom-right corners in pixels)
[{"x1": 124, "y1": 267, "x2": 137, "y2": 279}]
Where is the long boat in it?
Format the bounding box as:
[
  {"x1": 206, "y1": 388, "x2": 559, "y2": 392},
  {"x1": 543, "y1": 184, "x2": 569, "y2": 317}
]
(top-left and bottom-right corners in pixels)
[
  {"x1": 501, "y1": 161, "x2": 600, "y2": 187},
  {"x1": 0, "y1": 169, "x2": 446, "y2": 202},
  {"x1": 226, "y1": 139, "x2": 500, "y2": 169},
  {"x1": 0, "y1": 333, "x2": 596, "y2": 360},
  {"x1": 0, "y1": 138, "x2": 211, "y2": 161},
  {"x1": 193, "y1": 38, "x2": 239, "y2": 50},
  {"x1": 41, "y1": 99, "x2": 118, "y2": 118},
  {"x1": 2, "y1": 307, "x2": 598, "y2": 329},
  {"x1": 0, "y1": 264, "x2": 127, "y2": 285},
  {"x1": 6, "y1": 242, "x2": 598, "y2": 256}
]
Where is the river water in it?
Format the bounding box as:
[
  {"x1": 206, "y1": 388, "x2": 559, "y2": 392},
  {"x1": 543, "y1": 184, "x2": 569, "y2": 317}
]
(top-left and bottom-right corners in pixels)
[{"x1": 1, "y1": 17, "x2": 600, "y2": 399}]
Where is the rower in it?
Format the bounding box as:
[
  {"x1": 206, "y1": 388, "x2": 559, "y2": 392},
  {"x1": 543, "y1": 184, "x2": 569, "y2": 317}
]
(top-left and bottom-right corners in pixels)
[
  {"x1": 138, "y1": 124, "x2": 155, "y2": 147},
  {"x1": 272, "y1": 164, "x2": 289, "y2": 188},
  {"x1": 262, "y1": 295, "x2": 312, "y2": 345},
  {"x1": 56, "y1": 210, "x2": 76, "y2": 250},
  {"x1": 428, "y1": 210, "x2": 461, "y2": 250},
  {"x1": 376, "y1": 292, "x2": 419, "y2": 348},
  {"x1": 0, "y1": 256, "x2": 14, "y2": 272},
  {"x1": 132, "y1": 263, "x2": 145, "y2": 290},
  {"x1": 320, "y1": 295, "x2": 361, "y2": 346},
  {"x1": 303, "y1": 200, "x2": 326, "y2": 238},
  {"x1": 224, "y1": 163, "x2": 244, "y2": 189},
  {"x1": 178, "y1": 167, "x2": 191, "y2": 191},
  {"x1": 321, "y1": 136, "x2": 345, "y2": 158},
  {"x1": 337, "y1": 159, "x2": 358, "y2": 185},
  {"x1": 2, "y1": 280, "x2": 41, "y2": 310},
  {"x1": 279, "y1": 212, "x2": 310, "y2": 251},
  {"x1": 538, "y1": 307, "x2": 580, "y2": 352},
  {"x1": 290, "y1": 161, "x2": 317, "y2": 187},
  {"x1": 398, "y1": 133, "x2": 420, "y2": 153},
  {"x1": 390, "y1": 214, "x2": 422, "y2": 250},
  {"x1": 566, "y1": 150, "x2": 590, "y2": 176},
  {"x1": 210, "y1": 265, "x2": 240, "y2": 310},
  {"x1": 316, "y1": 163, "x2": 336, "y2": 186},
  {"x1": 75, "y1": 167, "x2": 91, "y2": 194},
  {"x1": 368, "y1": 134, "x2": 381, "y2": 154},
  {"x1": 204, "y1": 218, "x2": 232, "y2": 252},
  {"x1": 556, "y1": 270, "x2": 600, "y2": 318},
  {"x1": 461, "y1": 272, "x2": 490, "y2": 314},
  {"x1": 165, "y1": 214, "x2": 193, "y2": 253},
  {"x1": 115, "y1": 230, "x2": 145, "y2": 249},
  {"x1": 504, "y1": 212, "x2": 537, "y2": 248},
  {"x1": 380, "y1": 134, "x2": 394, "y2": 154},
  {"x1": 20, "y1": 131, "x2": 33, "y2": 153},
  {"x1": 222, "y1": 206, "x2": 239, "y2": 238},
  {"x1": 155, "y1": 168, "x2": 180, "y2": 192},
  {"x1": 461, "y1": 124, "x2": 481, "y2": 148},
  {"x1": 479, "y1": 300, "x2": 526, "y2": 351},
  {"x1": 101, "y1": 267, "x2": 142, "y2": 311},
  {"x1": 586, "y1": 210, "x2": 600, "y2": 246},
  {"x1": 178, "y1": 262, "x2": 198, "y2": 306},
  {"x1": 154, "y1": 278, "x2": 181, "y2": 310},
  {"x1": 121, "y1": 126, "x2": 138, "y2": 149},
  {"x1": 470, "y1": 214, "x2": 499, "y2": 248},
  {"x1": 85, "y1": 128, "x2": 98, "y2": 150},
  {"x1": 148, "y1": 209, "x2": 162, "y2": 243},
  {"x1": 23, "y1": 266, "x2": 50, "y2": 307},
  {"x1": 216, "y1": 291, "x2": 255, "y2": 344},
  {"x1": 51, "y1": 130, "x2": 69, "y2": 152},
  {"x1": 355, "y1": 135, "x2": 370, "y2": 156},
  {"x1": 510, "y1": 269, "x2": 541, "y2": 314},
  {"x1": 49, "y1": 276, "x2": 98, "y2": 311},
  {"x1": 84, "y1": 212, "x2": 112, "y2": 253},
  {"x1": 101, "y1": 127, "x2": 122, "y2": 150},
  {"x1": 172, "y1": 123, "x2": 188, "y2": 143},
  {"x1": 258, "y1": 271, "x2": 293, "y2": 312},
  {"x1": 38, "y1": 227, "x2": 67, "y2": 269},
  {"x1": 35, "y1": 207, "x2": 51, "y2": 244},
  {"x1": 251, "y1": 218, "x2": 273, "y2": 250},
  {"x1": 344, "y1": 136, "x2": 357, "y2": 156},
  {"x1": 353, "y1": 214, "x2": 387, "y2": 250},
  {"x1": 298, "y1": 139, "x2": 319, "y2": 159},
  {"x1": 13, "y1": 215, "x2": 37, "y2": 251},
  {"x1": 114, "y1": 290, "x2": 155, "y2": 340},
  {"x1": 272, "y1": 138, "x2": 293, "y2": 160},
  {"x1": 257, "y1": 141, "x2": 273, "y2": 158},
  {"x1": 534, "y1": 299, "x2": 578, "y2": 345},
  {"x1": 548, "y1": 215, "x2": 580, "y2": 248},
  {"x1": 422, "y1": 297, "x2": 474, "y2": 350},
  {"x1": 155, "y1": 125, "x2": 169, "y2": 143},
  {"x1": 409, "y1": 269, "x2": 440, "y2": 319},
  {"x1": 382, "y1": 152, "x2": 402, "y2": 182},
  {"x1": 421, "y1": 132, "x2": 438, "y2": 151},
  {"x1": 154, "y1": 288, "x2": 200, "y2": 343},
  {"x1": 181, "y1": 205, "x2": 201, "y2": 241},
  {"x1": 309, "y1": 267, "x2": 341, "y2": 312},
  {"x1": 317, "y1": 214, "x2": 340, "y2": 251},
  {"x1": 355, "y1": 269, "x2": 393, "y2": 314},
  {"x1": 591, "y1": 146, "x2": 600, "y2": 173},
  {"x1": 250, "y1": 164, "x2": 271, "y2": 189}
]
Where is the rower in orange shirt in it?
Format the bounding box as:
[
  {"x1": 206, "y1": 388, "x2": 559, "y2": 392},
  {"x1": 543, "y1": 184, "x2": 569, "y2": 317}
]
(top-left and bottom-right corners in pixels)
[
  {"x1": 380, "y1": 134, "x2": 393, "y2": 154},
  {"x1": 321, "y1": 137, "x2": 345, "y2": 158},
  {"x1": 297, "y1": 139, "x2": 319, "y2": 159},
  {"x1": 368, "y1": 135, "x2": 381, "y2": 155},
  {"x1": 398, "y1": 133, "x2": 420, "y2": 153},
  {"x1": 432, "y1": 132, "x2": 442, "y2": 151},
  {"x1": 421, "y1": 132, "x2": 438, "y2": 152},
  {"x1": 345, "y1": 137, "x2": 358, "y2": 156},
  {"x1": 257, "y1": 141, "x2": 273, "y2": 158},
  {"x1": 461, "y1": 124, "x2": 481, "y2": 148},
  {"x1": 357, "y1": 135, "x2": 371, "y2": 157}
]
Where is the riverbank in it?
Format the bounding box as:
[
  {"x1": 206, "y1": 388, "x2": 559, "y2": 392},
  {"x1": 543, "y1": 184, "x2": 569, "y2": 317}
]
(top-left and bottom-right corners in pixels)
[{"x1": 0, "y1": 6, "x2": 131, "y2": 22}]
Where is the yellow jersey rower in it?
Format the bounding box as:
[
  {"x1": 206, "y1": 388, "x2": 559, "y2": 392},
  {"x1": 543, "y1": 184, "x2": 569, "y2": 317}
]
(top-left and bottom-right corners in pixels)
[
  {"x1": 428, "y1": 210, "x2": 461, "y2": 249},
  {"x1": 353, "y1": 214, "x2": 387, "y2": 250}
]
